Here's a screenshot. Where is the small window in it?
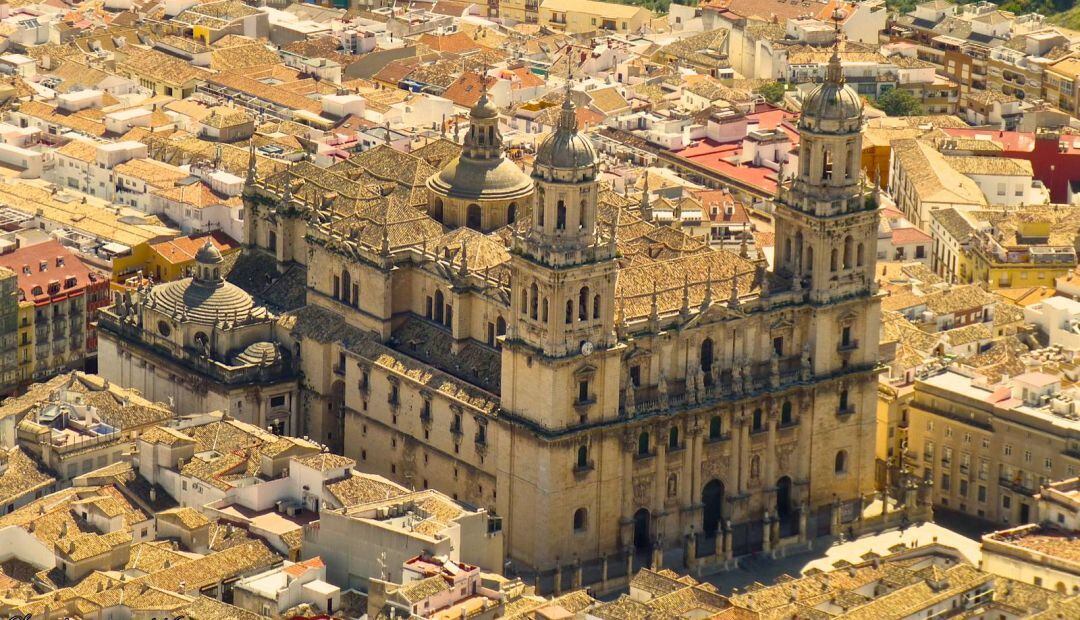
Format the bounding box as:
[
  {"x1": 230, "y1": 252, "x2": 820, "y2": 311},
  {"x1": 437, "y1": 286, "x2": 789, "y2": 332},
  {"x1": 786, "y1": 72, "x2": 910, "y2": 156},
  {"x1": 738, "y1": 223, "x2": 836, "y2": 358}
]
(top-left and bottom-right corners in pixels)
[
  {"x1": 573, "y1": 508, "x2": 587, "y2": 532},
  {"x1": 578, "y1": 380, "x2": 589, "y2": 403},
  {"x1": 708, "y1": 416, "x2": 722, "y2": 439},
  {"x1": 637, "y1": 432, "x2": 649, "y2": 457}
]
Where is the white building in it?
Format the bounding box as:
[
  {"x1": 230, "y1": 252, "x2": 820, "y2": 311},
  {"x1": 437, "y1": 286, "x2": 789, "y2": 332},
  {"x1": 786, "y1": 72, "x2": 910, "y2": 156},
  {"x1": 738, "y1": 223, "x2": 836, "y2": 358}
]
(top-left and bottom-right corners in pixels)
[
  {"x1": 234, "y1": 557, "x2": 341, "y2": 619},
  {"x1": 982, "y1": 477, "x2": 1080, "y2": 595},
  {"x1": 1024, "y1": 296, "x2": 1080, "y2": 350}
]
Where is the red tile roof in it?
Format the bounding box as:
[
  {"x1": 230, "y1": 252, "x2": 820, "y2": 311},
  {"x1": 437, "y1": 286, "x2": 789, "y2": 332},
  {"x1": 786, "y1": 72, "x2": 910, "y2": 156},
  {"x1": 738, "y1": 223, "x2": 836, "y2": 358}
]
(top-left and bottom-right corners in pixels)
[
  {"x1": 891, "y1": 227, "x2": 932, "y2": 245},
  {"x1": 0, "y1": 240, "x2": 103, "y2": 306},
  {"x1": 149, "y1": 231, "x2": 238, "y2": 266}
]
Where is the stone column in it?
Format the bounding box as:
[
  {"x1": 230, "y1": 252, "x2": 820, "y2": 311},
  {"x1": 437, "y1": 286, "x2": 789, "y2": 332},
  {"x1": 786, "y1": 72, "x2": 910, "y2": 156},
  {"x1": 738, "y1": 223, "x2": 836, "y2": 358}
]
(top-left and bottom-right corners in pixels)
[
  {"x1": 764, "y1": 405, "x2": 777, "y2": 485},
  {"x1": 723, "y1": 520, "x2": 733, "y2": 560},
  {"x1": 654, "y1": 435, "x2": 667, "y2": 534},
  {"x1": 687, "y1": 425, "x2": 703, "y2": 514},
  {"x1": 798, "y1": 501, "x2": 809, "y2": 543},
  {"x1": 685, "y1": 528, "x2": 697, "y2": 568},
  {"x1": 624, "y1": 546, "x2": 633, "y2": 580},
  {"x1": 553, "y1": 559, "x2": 562, "y2": 596},
  {"x1": 600, "y1": 553, "x2": 609, "y2": 592},
  {"x1": 620, "y1": 431, "x2": 635, "y2": 547},
  {"x1": 762, "y1": 511, "x2": 772, "y2": 553},
  {"x1": 573, "y1": 556, "x2": 583, "y2": 590},
  {"x1": 737, "y1": 412, "x2": 750, "y2": 494}
]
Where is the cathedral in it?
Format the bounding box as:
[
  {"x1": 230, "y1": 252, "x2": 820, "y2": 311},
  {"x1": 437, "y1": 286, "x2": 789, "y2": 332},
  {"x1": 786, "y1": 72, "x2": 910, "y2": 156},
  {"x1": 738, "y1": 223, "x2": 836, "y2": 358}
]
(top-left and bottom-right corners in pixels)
[{"x1": 99, "y1": 49, "x2": 881, "y2": 573}]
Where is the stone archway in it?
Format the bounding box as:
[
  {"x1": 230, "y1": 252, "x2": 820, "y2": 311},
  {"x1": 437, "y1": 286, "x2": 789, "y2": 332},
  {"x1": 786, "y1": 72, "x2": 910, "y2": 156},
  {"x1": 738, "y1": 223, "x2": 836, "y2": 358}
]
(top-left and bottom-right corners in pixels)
[
  {"x1": 633, "y1": 508, "x2": 651, "y2": 550},
  {"x1": 702, "y1": 479, "x2": 725, "y2": 537}
]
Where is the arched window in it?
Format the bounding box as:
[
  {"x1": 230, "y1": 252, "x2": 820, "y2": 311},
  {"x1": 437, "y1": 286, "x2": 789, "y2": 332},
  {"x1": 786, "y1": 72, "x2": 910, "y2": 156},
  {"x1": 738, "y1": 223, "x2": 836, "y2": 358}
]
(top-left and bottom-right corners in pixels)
[
  {"x1": 856, "y1": 243, "x2": 865, "y2": 267},
  {"x1": 752, "y1": 408, "x2": 763, "y2": 432},
  {"x1": 529, "y1": 284, "x2": 538, "y2": 320},
  {"x1": 637, "y1": 431, "x2": 650, "y2": 456},
  {"x1": 576, "y1": 445, "x2": 588, "y2": 469},
  {"x1": 709, "y1": 416, "x2": 722, "y2": 439},
  {"x1": 542, "y1": 298, "x2": 549, "y2": 323},
  {"x1": 593, "y1": 294, "x2": 601, "y2": 320},
  {"x1": 487, "y1": 126, "x2": 493, "y2": 145},
  {"x1": 432, "y1": 198, "x2": 444, "y2": 221},
  {"x1": 268, "y1": 230, "x2": 277, "y2": 252},
  {"x1": 332, "y1": 275, "x2": 340, "y2": 300},
  {"x1": 700, "y1": 338, "x2": 714, "y2": 374},
  {"x1": 578, "y1": 286, "x2": 589, "y2": 320},
  {"x1": 466, "y1": 204, "x2": 482, "y2": 231},
  {"x1": 830, "y1": 248, "x2": 838, "y2": 272},
  {"x1": 668, "y1": 426, "x2": 679, "y2": 450},
  {"x1": 521, "y1": 286, "x2": 528, "y2": 314},
  {"x1": 496, "y1": 316, "x2": 506, "y2": 337},
  {"x1": 843, "y1": 236, "x2": 853, "y2": 269},
  {"x1": 835, "y1": 450, "x2": 847, "y2": 474},
  {"x1": 341, "y1": 269, "x2": 352, "y2": 304},
  {"x1": 565, "y1": 300, "x2": 573, "y2": 324},
  {"x1": 573, "y1": 508, "x2": 587, "y2": 532},
  {"x1": 556, "y1": 200, "x2": 566, "y2": 230},
  {"x1": 579, "y1": 199, "x2": 588, "y2": 231},
  {"x1": 781, "y1": 401, "x2": 793, "y2": 425},
  {"x1": 784, "y1": 237, "x2": 792, "y2": 266},
  {"x1": 806, "y1": 246, "x2": 814, "y2": 284},
  {"x1": 507, "y1": 203, "x2": 516, "y2": 224},
  {"x1": 434, "y1": 290, "x2": 445, "y2": 324},
  {"x1": 538, "y1": 202, "x2": 545, "y2": 226}
]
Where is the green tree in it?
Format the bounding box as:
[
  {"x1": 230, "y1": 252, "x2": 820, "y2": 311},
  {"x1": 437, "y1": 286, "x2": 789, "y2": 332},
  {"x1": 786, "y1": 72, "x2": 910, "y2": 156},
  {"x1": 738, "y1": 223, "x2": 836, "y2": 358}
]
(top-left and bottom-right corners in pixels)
[
  {"x1": 874, "y1": 89, "x2": 923, "y2": 117},
  {"x1": 755, "y1": 82, "x2": 787, "y2": 105}
]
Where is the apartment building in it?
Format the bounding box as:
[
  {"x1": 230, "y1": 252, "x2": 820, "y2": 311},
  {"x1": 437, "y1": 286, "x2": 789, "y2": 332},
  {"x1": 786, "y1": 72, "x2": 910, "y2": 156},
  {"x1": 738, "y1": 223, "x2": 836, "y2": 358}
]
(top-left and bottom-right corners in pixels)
[
  {"x1": 905, "y1": 367, "x2": 1080, "y2": 526},
  {"x1": 0, "y1": 241, "x2": 109, "y2": 382},
  {"x1": 0, "y1": 267, "x2": 18, "y2": 394}
]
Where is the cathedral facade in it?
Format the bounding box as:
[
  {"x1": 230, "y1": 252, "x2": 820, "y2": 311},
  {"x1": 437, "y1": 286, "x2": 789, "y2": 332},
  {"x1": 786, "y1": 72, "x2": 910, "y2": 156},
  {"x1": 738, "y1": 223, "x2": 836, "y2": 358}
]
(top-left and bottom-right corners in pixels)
[{"x1": 108, "y1": 57, "x2": 881, "y2": 573}]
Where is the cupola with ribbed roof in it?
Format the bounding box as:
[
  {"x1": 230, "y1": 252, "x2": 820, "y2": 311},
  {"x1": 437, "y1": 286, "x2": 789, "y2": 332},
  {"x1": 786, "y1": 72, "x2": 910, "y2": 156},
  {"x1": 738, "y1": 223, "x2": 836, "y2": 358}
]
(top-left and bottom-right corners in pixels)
[{"x1": 426, "y1": 79, "x2": 533, "y2": 232}]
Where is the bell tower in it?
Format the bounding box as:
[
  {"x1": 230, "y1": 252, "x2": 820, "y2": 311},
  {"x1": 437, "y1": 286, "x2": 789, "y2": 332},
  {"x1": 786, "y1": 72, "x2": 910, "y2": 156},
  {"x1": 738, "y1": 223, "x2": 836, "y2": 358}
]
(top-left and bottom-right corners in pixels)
[
  {"x1": 501, "y1": 88, "x2": 621, "y2": 429},
  {"x1": 499, "y1": 86, "x2": 625, "y2": 570},
  {"x1": 773, "y1": 13, "x2": 878, "y2": 307}
]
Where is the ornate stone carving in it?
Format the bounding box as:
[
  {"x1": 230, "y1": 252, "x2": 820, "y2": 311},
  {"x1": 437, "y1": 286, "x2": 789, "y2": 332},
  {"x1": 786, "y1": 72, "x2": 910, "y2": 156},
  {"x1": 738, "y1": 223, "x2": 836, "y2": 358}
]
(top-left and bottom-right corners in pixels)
[{"x1": 632, "y1": 476, "x2": 652, "y2": 507}]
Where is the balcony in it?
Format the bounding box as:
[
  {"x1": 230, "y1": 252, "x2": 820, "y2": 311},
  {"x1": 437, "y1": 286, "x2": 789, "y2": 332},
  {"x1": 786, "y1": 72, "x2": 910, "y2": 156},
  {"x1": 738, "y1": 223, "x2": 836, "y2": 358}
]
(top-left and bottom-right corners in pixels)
[{"x1": 998, "y1": 477, "x2": 1036, "y2": 496}]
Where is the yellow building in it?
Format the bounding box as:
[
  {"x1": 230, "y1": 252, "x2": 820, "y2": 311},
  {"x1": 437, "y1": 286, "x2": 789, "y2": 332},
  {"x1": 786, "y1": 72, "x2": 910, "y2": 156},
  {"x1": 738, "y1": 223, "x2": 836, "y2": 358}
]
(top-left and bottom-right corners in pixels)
[
  {"x1": 112, "y1": 231, "x2": 240, "y2": 290},
  {"x1": 969, "y1": 218, "x2": 1078, "y2": 290},
  {"x1": 499, "y1": 0, "x2": 539, "y2": 23},
  {"x1": 16, "y1": 300, "x2": 34, "y2": 387},
  {"x1": 1044, "y1": 56, "x2": 1080, "y2": 117},
  {"x1": 538, "y1": 0, "x2": 651, "y2": 34}
]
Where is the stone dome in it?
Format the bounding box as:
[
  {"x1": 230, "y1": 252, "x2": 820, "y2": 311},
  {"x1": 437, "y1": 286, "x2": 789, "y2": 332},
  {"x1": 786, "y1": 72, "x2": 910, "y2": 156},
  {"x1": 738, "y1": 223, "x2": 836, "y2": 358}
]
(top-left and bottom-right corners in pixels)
[
  {"x1": 148, "y1": 277, "x2": 261, "y2": 326},
  {"x1": 195, "y1": 240, "x2": 224, "y2": 265},
  {"x1": 427, "y1": 156, "x2": 533, "y2": 201},
  {"x1": 148, "y1": 242, "x2": 264, "y2": 326},
  {"x1": 426, "y1": 88, "x2": 532, "y2": 202},
  {"x1": 233, "y1": 341, "x2": 281, "y2": 366},
  {"x1": 535, "y1": 98, "x2": 596, "y2": 170},
  {"x1": 471, "y1": 91, "x2": 498, "y2": 119},
  {"x1": 800, "y1": 80, "x2": 862, "y2": 125}
]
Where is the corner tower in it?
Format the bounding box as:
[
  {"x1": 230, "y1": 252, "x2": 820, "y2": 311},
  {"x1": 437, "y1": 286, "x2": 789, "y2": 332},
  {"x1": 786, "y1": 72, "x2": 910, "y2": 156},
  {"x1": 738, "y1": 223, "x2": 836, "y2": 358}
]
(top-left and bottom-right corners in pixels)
[
  {"x1": 772, "y1": 11, "x2": 881, "y2": 514},
  {"x1": 498, "y1": 89, "x2": 623, "y2": 569}
]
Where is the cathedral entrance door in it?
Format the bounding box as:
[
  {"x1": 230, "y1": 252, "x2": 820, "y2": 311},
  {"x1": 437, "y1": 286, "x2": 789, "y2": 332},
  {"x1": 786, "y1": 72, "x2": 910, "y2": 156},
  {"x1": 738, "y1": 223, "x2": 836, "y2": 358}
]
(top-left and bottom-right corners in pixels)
[
  {"x1": 776, "y1": 476, "x2": 798, "y2": 537},
  {"x1": 701, "y1": 479, "x2": 724, "y2": 537},
  {"x1": 633, "y1": 508, "x2": 651, "y2": 551}
]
